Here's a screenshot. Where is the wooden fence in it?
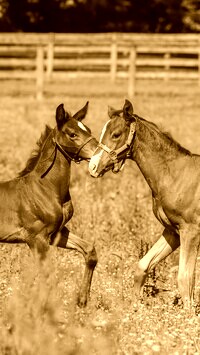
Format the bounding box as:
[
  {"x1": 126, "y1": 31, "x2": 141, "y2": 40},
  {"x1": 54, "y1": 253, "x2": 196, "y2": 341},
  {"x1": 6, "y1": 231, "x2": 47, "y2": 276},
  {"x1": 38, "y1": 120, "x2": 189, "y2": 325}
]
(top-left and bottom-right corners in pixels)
[{"x1": 0, "y1": 32, "x2": 200, "y2": 99}]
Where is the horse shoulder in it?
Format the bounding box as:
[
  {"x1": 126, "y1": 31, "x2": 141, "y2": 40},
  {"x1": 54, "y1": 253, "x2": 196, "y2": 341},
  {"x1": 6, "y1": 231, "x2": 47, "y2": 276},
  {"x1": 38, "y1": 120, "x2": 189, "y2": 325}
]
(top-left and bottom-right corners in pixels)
[
  {"x1": 0, "y1": 179, "x2": 22, "y2": 211},
  {"x1": 27, "y1": 178, "x2": 74, "y2": 230}
]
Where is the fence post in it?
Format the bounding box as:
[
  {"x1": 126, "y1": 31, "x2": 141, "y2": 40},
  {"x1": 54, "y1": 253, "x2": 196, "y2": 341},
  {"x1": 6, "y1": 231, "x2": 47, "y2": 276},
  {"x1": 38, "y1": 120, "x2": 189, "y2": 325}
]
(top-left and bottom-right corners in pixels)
[
  {"x1": 36, "y1": 46, "x2": 44, "y2": 100},
  {"x1": 46, "y1": 33, "x2": 54, "y2": 80},
  {"x1": 128, "y1": 46, "x2": 136, "y2": 99},
  {"x1": 110, "y1": 34, "x2": 117, "y2": 82},
  {"x1": 198, "y1": 37, "x2": 200, "y2": 86}
]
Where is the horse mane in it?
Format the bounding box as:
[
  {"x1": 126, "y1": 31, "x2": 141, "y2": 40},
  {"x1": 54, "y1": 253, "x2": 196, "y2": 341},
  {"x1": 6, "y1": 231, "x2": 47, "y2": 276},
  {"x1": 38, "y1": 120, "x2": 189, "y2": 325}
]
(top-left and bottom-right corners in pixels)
[
  {"x1": 18, "y1": 125, "x2": 53, "y2": 177},
  {"x1": 137, "y1": 115, "x2": 192, "y2": 156}
]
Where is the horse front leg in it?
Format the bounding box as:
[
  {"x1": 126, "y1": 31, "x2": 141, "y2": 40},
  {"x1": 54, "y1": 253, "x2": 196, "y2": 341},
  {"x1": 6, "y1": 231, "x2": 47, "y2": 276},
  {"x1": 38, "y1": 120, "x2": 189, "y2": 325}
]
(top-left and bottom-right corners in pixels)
[
  {"x1": 67, "y1": 232, "x2": 98, "y2": 307},
  {"x1": 27, "y1": 229, "x2": 50, "y2": 261},
  {"x1": 178, "y1": 225, "x2": 200, "y2": 308},
  {"x1": 52, "y1": 226, "x2": 98, "y2": 307},
  {"x1": 134, "y1": 228, "x2": 180, "y2": 301}
]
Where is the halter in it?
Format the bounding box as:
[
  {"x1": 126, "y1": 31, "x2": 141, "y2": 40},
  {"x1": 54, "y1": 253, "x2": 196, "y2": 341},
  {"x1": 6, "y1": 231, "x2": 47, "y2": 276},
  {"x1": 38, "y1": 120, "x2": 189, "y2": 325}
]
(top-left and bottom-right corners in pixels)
[
  {"x1": 98, "y1": 121, "x2": 136, "y2": 171},
  {"x1": 41, "y1": 134, "x2": 95, "y2": 179},
  {"x1": 53, "y1": 136, "x2": 95, "y2": 163}
]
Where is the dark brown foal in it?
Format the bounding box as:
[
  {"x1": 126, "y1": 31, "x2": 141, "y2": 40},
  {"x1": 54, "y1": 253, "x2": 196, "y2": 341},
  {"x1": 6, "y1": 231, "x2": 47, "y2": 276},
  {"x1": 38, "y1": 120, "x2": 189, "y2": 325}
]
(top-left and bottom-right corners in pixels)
[{"x1": 0, "y1": 102, "x2": 98, "y2": 307}]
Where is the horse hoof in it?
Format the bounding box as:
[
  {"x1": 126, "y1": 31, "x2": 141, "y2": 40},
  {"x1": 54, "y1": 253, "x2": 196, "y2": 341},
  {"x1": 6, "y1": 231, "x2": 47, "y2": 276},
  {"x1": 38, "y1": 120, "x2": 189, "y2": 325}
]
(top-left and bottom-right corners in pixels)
[{"x1": 77, "y1": 295, "x2": 87, "y2": 308}]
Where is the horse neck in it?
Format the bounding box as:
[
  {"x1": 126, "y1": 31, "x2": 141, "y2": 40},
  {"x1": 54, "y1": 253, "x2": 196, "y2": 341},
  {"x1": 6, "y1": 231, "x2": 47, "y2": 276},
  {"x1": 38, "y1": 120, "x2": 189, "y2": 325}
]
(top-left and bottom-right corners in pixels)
[
  {"x1": 35, "y1": 135, "x2": 71, "y2": 201},
  {"x1": 131, "y1": 119, "x2": 190, "y2": 194}
]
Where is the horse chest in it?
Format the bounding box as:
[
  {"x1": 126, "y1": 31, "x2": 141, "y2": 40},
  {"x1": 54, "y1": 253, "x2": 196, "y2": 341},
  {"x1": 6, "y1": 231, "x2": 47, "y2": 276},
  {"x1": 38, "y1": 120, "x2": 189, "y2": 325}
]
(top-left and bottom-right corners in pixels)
[
  {"x1": 62, "y1": 199, "x2": 74, "y2": 224},
  {"x1": 46, "y1": 198, "x2": 74, "y2": 232},
  {"x1": 18, "y1": 186, "x2": 74, "y2": 235},
  {"x1": 152, "y1": 196, "x2": 176, "y2": 229}
]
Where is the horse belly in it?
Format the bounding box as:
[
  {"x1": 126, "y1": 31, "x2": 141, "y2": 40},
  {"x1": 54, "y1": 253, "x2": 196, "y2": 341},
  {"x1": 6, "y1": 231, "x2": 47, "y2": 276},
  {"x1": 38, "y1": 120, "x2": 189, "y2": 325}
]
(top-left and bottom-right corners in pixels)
[
  {"x1": 0, "y1": 225, "x2": 27, "y2": 243},
  {"x1": 0, "y1": 207, "x2": 22, "y2": 241}
]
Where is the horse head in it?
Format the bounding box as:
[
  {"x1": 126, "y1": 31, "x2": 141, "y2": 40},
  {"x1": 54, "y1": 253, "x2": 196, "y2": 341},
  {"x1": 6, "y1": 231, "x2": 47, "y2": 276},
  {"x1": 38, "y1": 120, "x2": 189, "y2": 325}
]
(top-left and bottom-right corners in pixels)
[
  {"x1": 55, "y1": 101, "x2": 98, "y2": 162},
  {"x1": 89, "y1": 100, "x2": 136, "y2": 177}
]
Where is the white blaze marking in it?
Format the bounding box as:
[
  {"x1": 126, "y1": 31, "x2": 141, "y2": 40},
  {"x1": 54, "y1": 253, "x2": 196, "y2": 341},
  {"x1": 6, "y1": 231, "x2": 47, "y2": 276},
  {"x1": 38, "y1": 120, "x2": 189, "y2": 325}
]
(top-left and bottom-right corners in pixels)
[
  {"x1": 78, "y1": 121, "x2": 87, "y2": 131},
  {"x1": 89, "y1": 150, "x2": 104, "y2": 175},
  {"x1": 89, "y1": 120, "x2": 110, "y2": 176},
  {"x1": 99, "y1": 120, "x2": 110, "y2": 142}
]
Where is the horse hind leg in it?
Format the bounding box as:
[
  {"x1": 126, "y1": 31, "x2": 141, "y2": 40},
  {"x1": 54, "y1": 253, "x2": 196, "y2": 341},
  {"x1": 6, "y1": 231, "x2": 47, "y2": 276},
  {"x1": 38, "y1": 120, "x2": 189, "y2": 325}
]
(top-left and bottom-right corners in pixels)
[
  {"x1": 134, "y1": 228, "x2": 180, "y2": 301},
  {"x1": 52, "y1": 227, "x2": 98, "y2": 307}
]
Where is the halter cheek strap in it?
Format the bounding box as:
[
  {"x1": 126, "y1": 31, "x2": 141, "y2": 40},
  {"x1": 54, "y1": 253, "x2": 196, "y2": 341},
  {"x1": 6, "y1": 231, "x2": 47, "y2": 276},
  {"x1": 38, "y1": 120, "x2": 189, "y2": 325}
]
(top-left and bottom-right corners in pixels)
[
  {"x1": 53, "y1": 137, "x2": 82, "y2": 163},
  {"x1": 41, "y1": 135, "x2": 96, "y2": 178},
  {"x1": 41, "y1": 146, "x2": 58, "y2": 179},
  {"x1": 54, "y1": 136, "x2": 95, "y2": 162},
  {"x1": 98, "y1": 121, "x2": 136, "y2": 166}
]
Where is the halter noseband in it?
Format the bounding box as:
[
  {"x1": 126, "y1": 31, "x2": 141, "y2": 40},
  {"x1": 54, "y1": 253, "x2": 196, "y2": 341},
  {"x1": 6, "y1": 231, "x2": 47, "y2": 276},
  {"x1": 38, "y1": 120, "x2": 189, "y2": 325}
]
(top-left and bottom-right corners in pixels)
[
  {"x1": 41, "y1": 134, "x2": 95, "y2": 178},
  {"x1": 53, "y1": 136, "x2": 95, "y2": 163},
  {"x1": 98, "y1": 121, "x2": 136, "y2": 170}
]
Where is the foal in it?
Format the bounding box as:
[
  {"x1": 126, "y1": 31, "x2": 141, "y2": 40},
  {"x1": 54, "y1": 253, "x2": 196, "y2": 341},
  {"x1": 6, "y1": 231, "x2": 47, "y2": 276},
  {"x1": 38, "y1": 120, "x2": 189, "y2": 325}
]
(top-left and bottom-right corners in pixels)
[
  {"x1": 89, "y1": 99, "x2": 200, "y2": 307},
  {"x1": 0, "y1": 102, "x2": 98, "y2": 307}
]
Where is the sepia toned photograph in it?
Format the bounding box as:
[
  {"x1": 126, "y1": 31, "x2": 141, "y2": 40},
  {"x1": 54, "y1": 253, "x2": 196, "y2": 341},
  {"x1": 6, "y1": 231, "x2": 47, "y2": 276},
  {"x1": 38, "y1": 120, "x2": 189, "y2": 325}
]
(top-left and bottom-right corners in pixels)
[{"x1": 0, "y1": 1, "x2": 200, "y2": 354}]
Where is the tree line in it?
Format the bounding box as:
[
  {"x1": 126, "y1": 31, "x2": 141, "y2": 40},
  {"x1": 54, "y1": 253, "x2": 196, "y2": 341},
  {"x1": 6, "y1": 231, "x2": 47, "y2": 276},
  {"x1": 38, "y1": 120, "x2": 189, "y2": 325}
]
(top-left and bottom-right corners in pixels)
[{"x1": 0, "y1": 0, "x2": 199, "y2": 33}]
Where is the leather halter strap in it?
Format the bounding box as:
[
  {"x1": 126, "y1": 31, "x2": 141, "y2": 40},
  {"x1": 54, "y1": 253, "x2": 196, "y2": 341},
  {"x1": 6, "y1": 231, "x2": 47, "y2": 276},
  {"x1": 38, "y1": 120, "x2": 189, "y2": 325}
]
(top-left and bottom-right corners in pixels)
[
  {"x1": 54, "y1": 136, "x2": 95, "y2": 162},
  {"x1": 98, "y1": 121, "x2": 136, "y2": 163},
  {"x1": 41, "y1": 135, "x2": 95, "y2": 178}
]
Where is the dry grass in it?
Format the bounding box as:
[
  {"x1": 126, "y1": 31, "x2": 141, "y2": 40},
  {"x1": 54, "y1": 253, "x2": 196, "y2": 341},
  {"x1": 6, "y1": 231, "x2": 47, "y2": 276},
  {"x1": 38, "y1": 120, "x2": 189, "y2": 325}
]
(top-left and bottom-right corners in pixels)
[{"x1": 0, "y1": 78, "x2": 200, "y2": 354}]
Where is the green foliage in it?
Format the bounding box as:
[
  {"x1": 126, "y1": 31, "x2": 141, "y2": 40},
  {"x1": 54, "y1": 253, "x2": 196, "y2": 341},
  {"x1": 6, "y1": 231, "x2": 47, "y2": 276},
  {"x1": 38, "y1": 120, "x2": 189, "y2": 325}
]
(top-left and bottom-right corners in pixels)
[
  {"x1": 0, "y1": 0, "x2": 199, "y2": 32},
  {"x1": 182, "y1": 0, "x2": 200, "y2": 31}
]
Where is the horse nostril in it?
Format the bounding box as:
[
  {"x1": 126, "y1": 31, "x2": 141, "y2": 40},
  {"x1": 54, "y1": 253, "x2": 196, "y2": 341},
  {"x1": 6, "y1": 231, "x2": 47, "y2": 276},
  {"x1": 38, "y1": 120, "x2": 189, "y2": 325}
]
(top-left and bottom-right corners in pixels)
[{"x1": 91, "y1": 163, "x2": 96, "y2": 171}]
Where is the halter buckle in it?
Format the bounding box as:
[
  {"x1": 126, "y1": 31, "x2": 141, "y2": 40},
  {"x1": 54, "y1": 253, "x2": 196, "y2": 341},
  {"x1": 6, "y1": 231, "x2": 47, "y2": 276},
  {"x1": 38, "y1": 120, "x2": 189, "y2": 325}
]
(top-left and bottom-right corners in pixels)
[{"x1": 109, "y1": 150, "x2": 118, "y2": 161}]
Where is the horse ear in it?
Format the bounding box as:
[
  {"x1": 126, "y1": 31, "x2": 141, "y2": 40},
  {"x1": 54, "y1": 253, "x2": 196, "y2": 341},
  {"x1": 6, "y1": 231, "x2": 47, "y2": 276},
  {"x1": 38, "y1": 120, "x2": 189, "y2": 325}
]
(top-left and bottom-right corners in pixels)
[
  {"x1": 56, "y1": 103, "x2": 69, "y2": 130},
  {"x1": 123, "y1": 99, "x2": 134, "y2": 121},
  {"x1": 108, "y1": 106, "x2": 117, "y2": 118},
  {"x1": 73, "y1": 101, "x2": 89, "y2": 121}
]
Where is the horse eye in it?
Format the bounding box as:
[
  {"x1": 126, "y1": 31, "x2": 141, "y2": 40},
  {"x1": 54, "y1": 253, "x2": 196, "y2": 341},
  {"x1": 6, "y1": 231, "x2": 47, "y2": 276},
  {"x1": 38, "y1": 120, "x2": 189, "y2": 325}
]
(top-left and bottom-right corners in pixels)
[
  {"x1": 69, "y1": 133, "x2": 77, "y2": 138},
  {"x1": 112, "y1": 132, "x2": 121, "y2": 139}
]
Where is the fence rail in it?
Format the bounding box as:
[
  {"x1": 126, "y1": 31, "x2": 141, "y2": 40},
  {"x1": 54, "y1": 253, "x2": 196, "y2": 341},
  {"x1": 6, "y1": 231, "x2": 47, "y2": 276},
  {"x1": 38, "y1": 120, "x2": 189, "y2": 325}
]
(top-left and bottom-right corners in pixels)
[{"x1": 0, "y1": 32, "x2": 199, "y2": 99}]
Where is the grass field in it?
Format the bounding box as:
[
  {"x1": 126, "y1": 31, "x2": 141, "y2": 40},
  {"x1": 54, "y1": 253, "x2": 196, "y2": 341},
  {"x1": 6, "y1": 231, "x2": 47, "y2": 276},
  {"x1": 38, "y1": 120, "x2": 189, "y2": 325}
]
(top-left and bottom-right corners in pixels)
[{"x1": 0, "y1": 78, "x2": 200, "y2": 354}]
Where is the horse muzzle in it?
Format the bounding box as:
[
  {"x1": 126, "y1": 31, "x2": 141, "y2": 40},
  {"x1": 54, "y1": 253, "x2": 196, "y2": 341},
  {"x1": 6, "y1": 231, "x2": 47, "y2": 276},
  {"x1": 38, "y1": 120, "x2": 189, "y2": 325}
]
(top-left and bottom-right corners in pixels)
[{"x1": 89, "y1": 162, "x2": 106, "y2": 178}]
